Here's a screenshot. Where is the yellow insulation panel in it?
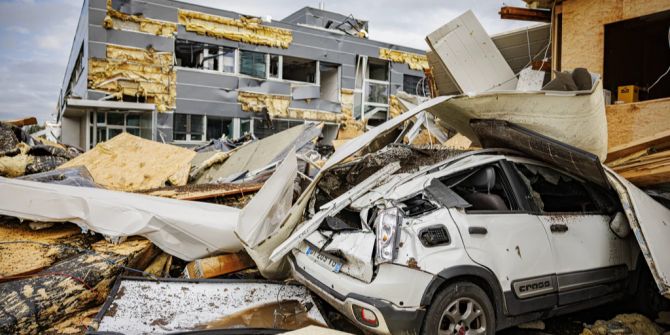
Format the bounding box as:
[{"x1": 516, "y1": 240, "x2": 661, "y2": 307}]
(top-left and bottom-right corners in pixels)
[
  {"x1": 103, "y1": 0, "x2": 176, "y2": 37},
  {"x1": 88, "y1": 45, "x2": 175, "y2": 112},
  {"x1": 389, "y1": 95, "x2": 406, "y2": 119},
  {"x1": 238, "y1": 91, "x2": 291, "y2": 117},
  {"x1": 379, "y1": 48, "x2": 429, "y2": 71},
  {"x1": 178, "y1": 9, "x2": 292, "y2": 48},
  {"x1": 285, "y1": 108, "x2": 343, "y2": 123},
  {"x1": 337, "y1": 88, "x2": 365, "y2": 140}
]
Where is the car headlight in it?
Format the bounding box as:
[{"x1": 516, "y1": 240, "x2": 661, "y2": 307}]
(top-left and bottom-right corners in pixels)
[{"x1": 374, "y1": 207, "x2": 402, "y2": 265}]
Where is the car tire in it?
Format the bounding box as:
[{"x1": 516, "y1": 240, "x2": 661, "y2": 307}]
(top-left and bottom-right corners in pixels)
[
  {"x1": 635, "y1": 263, "x2": 670, "y2": 317},
  {"x1": 421, "y1": 281, "x2": 495, "y2": 335}
]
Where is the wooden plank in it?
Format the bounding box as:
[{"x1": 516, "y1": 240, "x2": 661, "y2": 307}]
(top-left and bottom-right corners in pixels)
[
  {"x1": 617, "y1": 163, "x2": 670, "y2": 187},
  {"x1": 606, "y1": 98, "x2": 670, "y2": 149},
  {"x1": 500, "y1": 6, "x2": 552, "y2": 22},
  {"x1": 426, "y1": 10, "x2": 517, "y2": 93},
  {"x1": 606, "y1": 129, "x2": 670, "y2": 162},
  {"x1": 2, "y1": 117, "x2": 37, "y2": 127}
]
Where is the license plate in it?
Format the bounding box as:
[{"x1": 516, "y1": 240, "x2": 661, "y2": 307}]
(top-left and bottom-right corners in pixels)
[{"x1": 304, "y1": 245, "x2": 343, "y2": 273}]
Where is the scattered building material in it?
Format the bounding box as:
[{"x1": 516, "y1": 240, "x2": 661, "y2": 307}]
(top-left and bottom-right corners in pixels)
[
  {"x1": 426, "y1": 75, "x2": 608, "y2": 161},
  {"x1": 1, "y1": 116, "x2": 37, "y2": 127},
  {"x1": 0, "y1": 238, "x2": 153, "y2": 334},
  {"x1": 0, "y1": 176, "x2": 243, "y2": 261},
  {"x1": 92, "y1": 277, "x2": 326, "y2": 333},
  {"x1": 606, "y1": 129, "x2": 670, "y2": 163},
  {"x1": 605, "y1": 97, "x2": 670, "y2": 149},
  {"x1": 581, "y1": 313, "x2": 664, "y2": 335},
  {"x1": 426, "y1": 10, "x2": 517, "y2": 93},
  {"x1": 178, "y1": 9, "x2": 293, "y2": 48},
  {"x1": 59, "y1": 133, "x2": 195, "y2": 191},
  {"x1": 143, "y1": 252, "x2": 172, "y2": 278},
  {"x1": 18, "y1": 166, "x2": 100, "y2": 188},
  {"x1": 183, "y1": 252, "x2": 255, "y2": 279},
  {"x1": 499, "y1": 6, "x2": 551, "y2": 22},
  {"x1": 141, "y1": 182, "x2": 263, "y2": 201}
]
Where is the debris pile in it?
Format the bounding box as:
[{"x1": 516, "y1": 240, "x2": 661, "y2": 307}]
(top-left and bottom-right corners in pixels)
[{"x1": 581, "y1": 314, "x2": 665, "y2": 335}]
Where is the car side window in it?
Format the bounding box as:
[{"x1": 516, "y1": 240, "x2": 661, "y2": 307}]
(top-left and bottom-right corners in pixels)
[
  {"x1": 513, "y1": 162, "x2": 618, "y2": 214},
  {"x1": 439, "y1": 164, "x2": 520, "y2": 213}
]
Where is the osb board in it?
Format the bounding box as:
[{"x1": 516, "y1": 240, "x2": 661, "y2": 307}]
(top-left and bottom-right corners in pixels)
[
  {"x1": 561, "y1": 0, "x2": 670, "y2": 74},
  {"x1": 606, "y1": 97, "x2": 670, "y2": 149},
  {"x1": 0, "y1": 222, "x2": 90, "y2": 277},
  {"x1": 59, "y1": 133, "x2": 196, "y2": 191}
]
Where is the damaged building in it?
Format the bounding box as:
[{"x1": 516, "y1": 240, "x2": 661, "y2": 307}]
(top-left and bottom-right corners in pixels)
[{"x1": 55, "y1": 0, "x2": 431, "y2": 150}]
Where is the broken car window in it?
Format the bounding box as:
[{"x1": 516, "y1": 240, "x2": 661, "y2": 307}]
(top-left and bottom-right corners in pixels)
[
  {"x1": 440, "y1": 165, "x2": 519, "y2": 212},
  {"x1": 399, "y1": 193, "x2": 437, "y2": 217},
  {"x1": 514, "y1": 163, "x2": 618, "y2": 214}
]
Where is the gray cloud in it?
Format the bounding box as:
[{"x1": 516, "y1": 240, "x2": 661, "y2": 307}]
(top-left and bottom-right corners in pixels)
[{"x1": 0, "y1": 0, "x2": 531, "y2": 123}]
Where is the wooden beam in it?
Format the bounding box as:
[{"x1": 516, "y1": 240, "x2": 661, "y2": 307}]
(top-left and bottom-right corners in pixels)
[
  {"x1": 499, "y1": 6, "x2": 552, "y2": 22},
  {"x1": 606, "y1": 129, "x2": 670, "y2": 163}
]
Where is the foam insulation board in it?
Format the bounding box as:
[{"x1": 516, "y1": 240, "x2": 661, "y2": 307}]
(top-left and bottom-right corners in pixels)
[
  {"x1": 285, "y1": 108, "x2": 342, "y2": 123},
  {"x1": 426, "y1": 10, "x2": 517, "y2": 93},
  {"x1": 178, "y1": 9, "x2": 293, "y2": 48},
  {"x1": 389, "y1": 95, "x2": 406, "y2": 119},
  {"x1": 59, "y1": 133, "x2": 196, "y2": 191},
  {"x1": 379, "y1": 48, "x2": 429, "y2": 71},
  {"x1": 103, "y1": 0, "x2": 176, "y2": 37},
  {"x1": 88, "y1": 44, "x2": 176, "y2": 112}
]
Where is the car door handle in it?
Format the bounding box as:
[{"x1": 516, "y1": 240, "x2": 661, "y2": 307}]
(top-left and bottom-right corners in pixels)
[
  {"x1": 468, "y1": 226, "x2": 488, "y2": 235},
  {"x1": 550, "y1": 224, "x2": 568, "y2": 233}
]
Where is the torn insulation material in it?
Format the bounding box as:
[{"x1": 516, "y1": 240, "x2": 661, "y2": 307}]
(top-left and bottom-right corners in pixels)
[
  {"x1": 379, "y1": 48, "x2": 430, "y2": 71},
  {"x1": 389, "y1": 95, "x2": 406, "y2": 119},
  {"x1": 178, "y1": 9, "x2": 293, "y2": 48},
  {"x1": 337, "y1": 88, "x2": 364, "y2": 140},
  {"x1": 103, "y1": 0, "x2": 176, "y2": 37},
  {"x1": 88, "y1": 45, "x2": 176, "y2": 112},
  {"x1": 238, "y1": 91, "x2": 290, "y2": 117}
]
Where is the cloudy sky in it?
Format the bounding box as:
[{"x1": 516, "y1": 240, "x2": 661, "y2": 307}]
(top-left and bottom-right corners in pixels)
[{"x1": 0, "y1": 0, "x2": 531, "y2": 123}]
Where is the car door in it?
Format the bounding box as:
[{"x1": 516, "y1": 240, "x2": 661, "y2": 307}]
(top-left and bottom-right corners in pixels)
[
  {"x1": 511, "y1": 161, "x2": 634, "y2": 306},
  {"x1": 445, "y1": 162, "x2": 558, "y2": 315}
]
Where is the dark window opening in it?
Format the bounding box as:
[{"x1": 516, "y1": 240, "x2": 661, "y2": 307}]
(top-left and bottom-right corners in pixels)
[
  {"x1": 367, "y1": 58, "x2": 389, "y2": 81},
  {"x1": 206, "y1": 116, "x2": 233, "y2": 140},
  {"x1": 175, "y1": 39, "x2": 234, "y2": 72},
  {"x1": 269, "y1": 55, "x2": 280, "y2": 78},
  {"x1": 440, "y1": 165, "x2": 519, "y2": 212},
  {"x1": 174, "y1": 113, "x2": 204, "y2": 141},
  {"x1": 282, "y1": 56, "x2": 316, "y2": 83},
  {"x1": 403, "y1": 74, "x2": 429, "y2": 96},
  {"x1": 514, "y1": 163, "x2": 619, "y2": 214},
  {"x1": 604, "y1": 10, "x2": 670, "y2": 102},
  {"x1": 252, "y1": 118, "x2": 303, "y2": 139},
  {"x1": 399, "y1": 193, "x2": 437, "y2": 217},
  {"x1": 240, "y1": 50, "x2": 266, "y2": 78}
]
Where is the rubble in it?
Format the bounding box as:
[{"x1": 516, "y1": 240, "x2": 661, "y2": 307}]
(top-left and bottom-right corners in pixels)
[{"x1": 581, "y1": 314, "x2": 664, "y2": 335}]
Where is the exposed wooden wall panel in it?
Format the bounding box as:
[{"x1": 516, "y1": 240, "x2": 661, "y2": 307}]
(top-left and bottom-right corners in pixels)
[
  {"x1": 561, "y1": 0, "x2": 670, "y2": 74},
  {"x1": 606, "y1": 98, "x2": 670, "y2": 149}
]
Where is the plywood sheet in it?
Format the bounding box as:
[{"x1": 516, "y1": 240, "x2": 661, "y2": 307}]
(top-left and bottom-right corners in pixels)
[
  {"x1": 59, "y1": 133, "x2": 196, "y2": 191},
  {"x1": 561, "y1": 0, "x2": 670, "y2": 73},
  {"x1": 606, "y1": 98, "x2": 670, "y2": 149},
  {"x1": 426, "y1": 10, "x2": 517, "y2": 93}
]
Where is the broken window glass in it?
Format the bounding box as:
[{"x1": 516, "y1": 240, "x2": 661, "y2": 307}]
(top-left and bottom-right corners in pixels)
[
  {"x1": 240, "y1": 119, "x2": 251, "y2": 136},
  {"x1": 174, "y1": 113, "x2": 204, "y2": 142},
  {"x1": 403, "y1": 74, "x2": 428, "y2": 96},
  {"x1": 514, "y1": 163, "x2": 617, "y2": 214},
  {"x1": 442, "y1": 165, "x2": 519, "y2": 212},
  {"x1": 206, "y1": 116, "x2": 233, "y2": 140},
  {"x1": 282, "y1": 56, "x2": 316, "y2": 83},
  {"x1": 240, "y1": 50, "x2": 266, "y2": 78}
]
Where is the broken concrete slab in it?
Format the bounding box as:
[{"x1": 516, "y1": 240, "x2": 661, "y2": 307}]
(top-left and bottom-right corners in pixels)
[
  {"x1": 59, "y1": 133, "x2": 195, "y2": 191},
  {"x1": 92, "y1": 277, "x2": 327, "y2": 334}
]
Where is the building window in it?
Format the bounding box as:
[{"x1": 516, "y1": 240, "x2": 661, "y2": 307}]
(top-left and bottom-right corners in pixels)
[
  {"x1": 367, "y1": 58, "x2": 389, "y2": 81},
  {"x1": 269, "y1": 55, "x2": 280, "y2": 79},
  {"x1": 240, "y1": 50, "x2": 266, "y2": 78},
  {"x1": 240, "y1": 118, "x2": 252, "y2": 136},
  {"x1": 282, "y1": 56, "x2": 317, "y2": 83},
  {"x1": 252, "y1": 118, "x2": 304, "y2": 139},
  {"x1": 90, "y1": 111, "x2": 152, "y2": 146},
  {"x1": 206, "y1": 116, "x2": 234, "y2": 140},
  {"x1": 357, "y1": 57, "x2": 390, "y2": 123},
  {"x1": 403, "y1": 74, "x2": 429, "y2": 96},
  {"x1": 175, "y1": 39, "x2": 235, "y2": 73},
  {"x1": 174, "y1": 113, "x2": 204, "y2": 141}
]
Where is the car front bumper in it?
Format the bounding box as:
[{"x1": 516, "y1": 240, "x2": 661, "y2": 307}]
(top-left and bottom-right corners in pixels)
[{"x1": 290, "y1": 251, "x2": 431, "y2": 334}]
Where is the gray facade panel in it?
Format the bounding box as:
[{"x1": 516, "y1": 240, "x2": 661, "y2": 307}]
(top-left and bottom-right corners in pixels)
[
  {"x1": 89, "y1": 25, "x2": 174, "y2": 52},
  {"x1": 289, "y1": 100, "x2": 341, "y2": 113},
  {"x1": 111, "y1": 0, "x2": 178, "y2": 22},
  {"x1": 176, "y1": 99, "x2": 249, "y2": 118},
  {"x1": 176, "y1": 84, "x2": 238, "y2": 103},
  {"x1": 292, "y1": 85, "x2": 320, "y2": 100},
  {"x1": 88, "y1": 42, "x2": 107, "y2": 59},
  {"x1": 238, "y1": 78, "x2": 291, "y2": 95},
  {"x1": 176, "y1": 69, "x2": 239, "y2": 89}
]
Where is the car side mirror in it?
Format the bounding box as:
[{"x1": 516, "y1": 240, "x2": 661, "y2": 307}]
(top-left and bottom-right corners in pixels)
[{"x1": 609, "y1": 212, "x2": 631, "y2": 238}]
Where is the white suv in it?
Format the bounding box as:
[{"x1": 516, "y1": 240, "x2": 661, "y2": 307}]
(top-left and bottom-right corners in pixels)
[{"x1": 285, "y1": 120, "x2": 670, "y2": 335}]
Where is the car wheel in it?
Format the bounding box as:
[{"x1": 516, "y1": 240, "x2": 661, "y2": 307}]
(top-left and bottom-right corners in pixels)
[{"x1": 421, "y1": 281, "x2": 495, "y2": 335}]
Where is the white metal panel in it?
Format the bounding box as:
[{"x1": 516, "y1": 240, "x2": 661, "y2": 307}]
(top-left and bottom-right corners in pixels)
[{"x1": 426, "y1": 10, "x2": 517, "y2": 93}]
